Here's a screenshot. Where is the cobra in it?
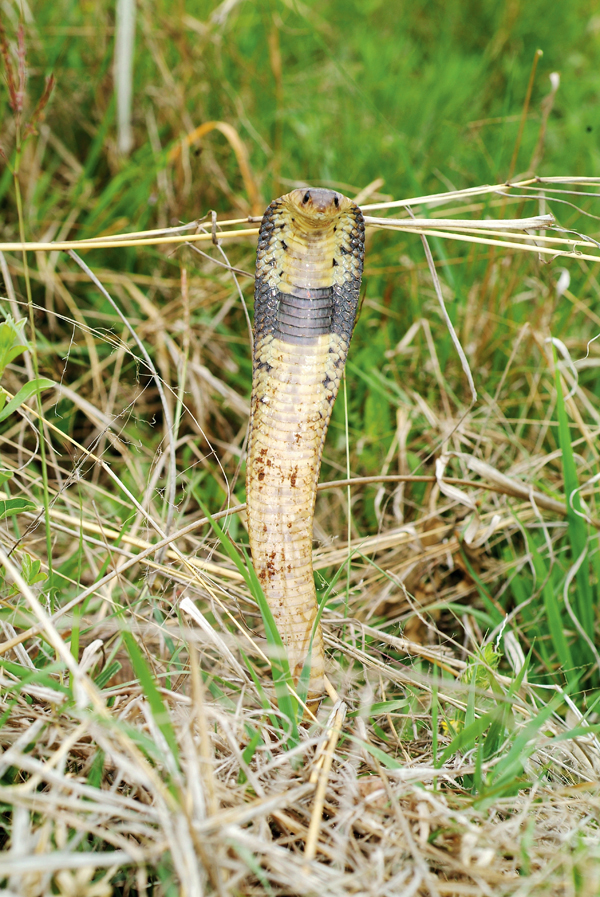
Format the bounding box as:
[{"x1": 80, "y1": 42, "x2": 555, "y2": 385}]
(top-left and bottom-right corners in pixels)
[{"x1": 246, "y1": 188, "x2": 365, "y2": 705}]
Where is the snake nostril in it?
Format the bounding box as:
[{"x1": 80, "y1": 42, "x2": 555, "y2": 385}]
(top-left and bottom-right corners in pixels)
[{"x1": 303, "y1": 191, "x2": 310, "y2": 204}]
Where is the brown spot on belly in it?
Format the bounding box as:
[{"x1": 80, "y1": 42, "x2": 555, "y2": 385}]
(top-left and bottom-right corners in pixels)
[{"x1": 266, "y1": 552, "x2": 277, "y2": 578}]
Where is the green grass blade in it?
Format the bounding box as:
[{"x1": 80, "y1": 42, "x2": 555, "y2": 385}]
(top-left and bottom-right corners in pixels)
[
  {"x1": 120, "y1": 627, "x2": 180, "y2": 769},
  {"x1": 435, "y1": 707, "x2": 500, "y2": 768},
  {"x1": 0, "y1": 378, "x2": 55, "y2": 422},
  {"x1": 345, "y1": 733, "x2": 403, "y2": 771},
  {"x1": 523, "y1": 528, "x2": 574, "y2": 680},
  {"x1": 554, "y1": 353, "x2": 594, "y2": 641}
]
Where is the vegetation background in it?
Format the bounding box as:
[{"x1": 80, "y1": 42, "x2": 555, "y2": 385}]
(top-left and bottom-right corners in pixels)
[{"x1": 1, "y1": 0, "x2": 600, "y2": 894}]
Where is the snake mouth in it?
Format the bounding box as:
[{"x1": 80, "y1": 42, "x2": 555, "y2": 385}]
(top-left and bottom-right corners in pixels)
[{"x1": 286, "y1": 188, "x2": 352, "y2": 227}]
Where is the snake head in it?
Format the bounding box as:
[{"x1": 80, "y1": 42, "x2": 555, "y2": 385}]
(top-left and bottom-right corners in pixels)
[{"x1": 284, "y1": 187, "x2": 354, "y2": 228}]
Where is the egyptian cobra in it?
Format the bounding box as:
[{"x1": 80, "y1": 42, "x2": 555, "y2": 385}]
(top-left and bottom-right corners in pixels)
[{"x1": 246, "y1": 188, "x2": 365, "y2": 705}]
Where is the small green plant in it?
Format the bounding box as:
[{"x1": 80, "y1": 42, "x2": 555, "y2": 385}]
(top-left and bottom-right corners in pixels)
[
  {"x1": 441, "y1": 643, "x2": 502, "y2": 736},
  {"x1": 0, "y1": 316, "x2": 53, "y2": 582},
  {"x1": 0, "y1": 315, "x2": 54, "y2": 429}
]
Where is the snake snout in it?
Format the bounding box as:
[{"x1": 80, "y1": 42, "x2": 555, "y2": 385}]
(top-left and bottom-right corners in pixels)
[{"x1": 293, "y1": 187, "x2": 344, "y2": 217}]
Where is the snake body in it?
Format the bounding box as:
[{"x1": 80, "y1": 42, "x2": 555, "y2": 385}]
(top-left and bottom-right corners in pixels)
[{"x1": 246, "y1": 188, "x2": 365, "y2": 703}]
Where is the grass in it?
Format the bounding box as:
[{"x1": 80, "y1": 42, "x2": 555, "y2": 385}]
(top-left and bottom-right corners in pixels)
[{"x1": 1, "y1": 0, "x2": 600, "y2": 893}]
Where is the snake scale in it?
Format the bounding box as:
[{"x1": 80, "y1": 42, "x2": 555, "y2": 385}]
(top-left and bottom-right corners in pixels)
[{"x1": 246, "y1": 188, "x2": 365, "y2": 705}]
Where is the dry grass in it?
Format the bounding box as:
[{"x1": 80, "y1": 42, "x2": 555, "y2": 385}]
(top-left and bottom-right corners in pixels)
[{"x1": 2, "y1": 177, "x2": 600, "y2": 894}]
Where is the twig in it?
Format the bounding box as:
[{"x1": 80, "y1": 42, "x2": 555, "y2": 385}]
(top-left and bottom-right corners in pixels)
[
  {"x1": 304, "y1": 701, "x2": 346, "y2": 865},
  {"x1": 409, "y1": 205, "x2": 477, "y2": 418}
]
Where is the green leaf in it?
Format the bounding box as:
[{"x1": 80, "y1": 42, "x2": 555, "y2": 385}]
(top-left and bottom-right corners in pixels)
[
  {"x1": 0, "y1": 498, "x2": 36, "y2": 520},
  {"x1": 21, "y1": 554, "x2": 47, "y2": 586},
  {"x1": 348, "y1": 699, "x2": 408, "y2": 719},
  {"x1": 239, "y1": 728, "x2": 263, "y2": 784},
  {"x1": 94, "y1": 661, "x2": 122, "y2": 689},
  {"x1": 345, "y1": 733, "x2": 403, "y2": 770},
  {"x1": 435, "y1": 707, "x2": 500, "y2": 767},
  {"x1": 0, "y1": 343, "x2": 28, "y2": 371},
  {"x1": 0, "y1": 658, "x2": 71, "y2": 697},
  {"x1": 86, "y1": 749, "x2": 105, "y2": 789},
  {"x1": 0, "y1": 319, "x2": 29, "y2": 374},
  {"x1": 0, "y1": 378, "x2": 55, "y2": 423}
]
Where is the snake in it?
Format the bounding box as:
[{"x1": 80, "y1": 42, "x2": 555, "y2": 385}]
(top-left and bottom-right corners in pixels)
[{"x1": 246, "y1": 187, "x2": 365, "y2": 705}]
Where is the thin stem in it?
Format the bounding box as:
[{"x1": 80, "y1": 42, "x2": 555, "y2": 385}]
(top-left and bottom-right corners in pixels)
[{"x1": 507, "y1": 49, "x2": 543, "y2": 181}]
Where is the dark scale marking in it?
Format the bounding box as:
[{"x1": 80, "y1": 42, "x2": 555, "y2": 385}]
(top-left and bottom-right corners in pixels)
[{"x1": 274, "y1": 289, "x2": 334, "y2": 344}]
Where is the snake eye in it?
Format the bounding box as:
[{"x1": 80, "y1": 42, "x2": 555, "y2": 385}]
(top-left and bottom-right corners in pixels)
[
  {"x1": 333, "y1": 195, "x2": 339, "y2": 208},
  {"x1": 302, "y1": 191, "x2": 310, "y2": 204}
]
